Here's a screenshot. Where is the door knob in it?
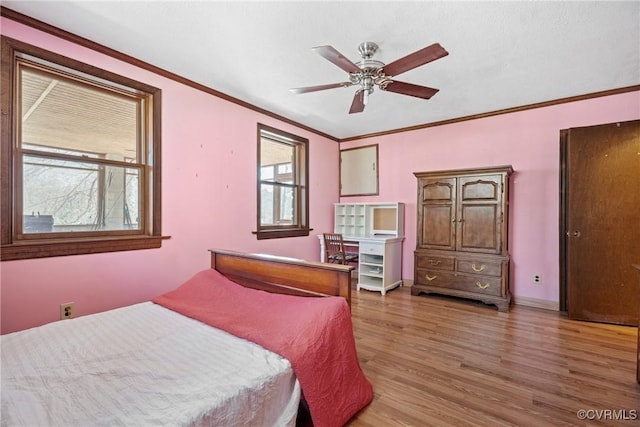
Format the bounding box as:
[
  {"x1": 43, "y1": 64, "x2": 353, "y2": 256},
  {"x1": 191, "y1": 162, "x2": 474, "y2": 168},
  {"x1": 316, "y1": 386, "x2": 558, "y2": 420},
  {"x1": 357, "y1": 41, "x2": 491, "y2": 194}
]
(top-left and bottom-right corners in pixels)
[{"x1": 573, "y1": 231, "x2": 581, "y2": 237}]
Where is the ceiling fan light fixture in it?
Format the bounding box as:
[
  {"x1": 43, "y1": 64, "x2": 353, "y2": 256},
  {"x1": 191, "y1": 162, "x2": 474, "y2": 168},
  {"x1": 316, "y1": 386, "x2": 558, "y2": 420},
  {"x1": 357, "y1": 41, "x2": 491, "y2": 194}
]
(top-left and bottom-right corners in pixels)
[
  {"x1": 357, "y1": 42, "x2": 378, "y2": 60},
  {"x1": 292, "y1": 41, "x2": 448, "y2": 114}
]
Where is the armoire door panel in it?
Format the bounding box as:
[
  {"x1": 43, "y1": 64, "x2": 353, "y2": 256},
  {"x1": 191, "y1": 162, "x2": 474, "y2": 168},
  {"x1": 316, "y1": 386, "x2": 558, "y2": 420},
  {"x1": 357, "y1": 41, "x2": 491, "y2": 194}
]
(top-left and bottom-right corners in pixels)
[
  {"x1": 459, "y1": 176, "x2": 501, "y2": 202},
  {"x1": 421, "y1": 205, "x2": 455, "y2": 249},
  {"x1": 422, "y1": 179, "x2": 456, "y2": 202},
  {"x1": 457, "y1": 174, "x2": 503, "y2": 254},
  {"x1": 458, "y1": 204, "x2": 500, "y2": 252},
  {"x1": 419, "y1": 177, "x2": 456, "y2": 249}
]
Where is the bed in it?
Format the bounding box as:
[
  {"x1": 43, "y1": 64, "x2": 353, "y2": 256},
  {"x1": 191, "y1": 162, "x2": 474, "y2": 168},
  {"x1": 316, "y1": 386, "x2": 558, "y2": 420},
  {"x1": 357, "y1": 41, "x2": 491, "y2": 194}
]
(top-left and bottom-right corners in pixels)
[{"x1": 1, "y1": 249, "x2": 373, "y2": 427}]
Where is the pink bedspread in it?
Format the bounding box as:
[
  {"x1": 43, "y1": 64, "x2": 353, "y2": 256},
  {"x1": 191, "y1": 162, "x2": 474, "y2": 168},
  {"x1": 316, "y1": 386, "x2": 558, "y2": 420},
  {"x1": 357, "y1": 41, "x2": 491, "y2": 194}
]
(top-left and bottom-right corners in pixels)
[{"x1": 152, "y1": 269, "x2": 373, "y2": 427}]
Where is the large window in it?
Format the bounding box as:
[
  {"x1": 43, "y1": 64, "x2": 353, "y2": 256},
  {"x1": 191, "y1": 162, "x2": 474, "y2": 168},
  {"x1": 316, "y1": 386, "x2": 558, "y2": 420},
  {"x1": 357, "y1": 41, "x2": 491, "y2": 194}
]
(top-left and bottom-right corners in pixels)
[
  {"x1": 1, "y1": 36, "x2": 164, "y2": 260},
  {"x1": 256, "y1": 124, "x2": 309, "y2": 239}
]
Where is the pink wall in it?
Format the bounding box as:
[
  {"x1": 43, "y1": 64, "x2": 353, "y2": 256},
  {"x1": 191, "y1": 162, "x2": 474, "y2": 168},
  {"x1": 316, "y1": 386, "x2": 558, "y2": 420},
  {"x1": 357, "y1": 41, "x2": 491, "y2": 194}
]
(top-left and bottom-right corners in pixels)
[
  {"x1": 2, "y1": 16, "x2": 638, "y2": 333},
  {"x1": 340, "y1": 92, "x2": 640, "y2": 304},
  {"x1": 0, "y1": 18, "x2": 340, "y2": 334}
]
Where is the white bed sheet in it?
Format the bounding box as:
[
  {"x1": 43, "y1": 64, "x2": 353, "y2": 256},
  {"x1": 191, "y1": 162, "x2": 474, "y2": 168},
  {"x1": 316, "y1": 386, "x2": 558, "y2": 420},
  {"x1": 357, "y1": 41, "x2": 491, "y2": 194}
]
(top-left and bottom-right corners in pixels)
[{"x1": 1, "y1": 302, "x2": 301, "y2": 427}]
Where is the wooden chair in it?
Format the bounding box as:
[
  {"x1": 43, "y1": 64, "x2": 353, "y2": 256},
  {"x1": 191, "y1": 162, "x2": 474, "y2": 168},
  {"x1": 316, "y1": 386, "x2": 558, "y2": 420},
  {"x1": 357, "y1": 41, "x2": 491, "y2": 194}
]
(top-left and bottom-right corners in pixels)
[{"x1": 323, "y1": 233, "x2": 359, "y2": 266}]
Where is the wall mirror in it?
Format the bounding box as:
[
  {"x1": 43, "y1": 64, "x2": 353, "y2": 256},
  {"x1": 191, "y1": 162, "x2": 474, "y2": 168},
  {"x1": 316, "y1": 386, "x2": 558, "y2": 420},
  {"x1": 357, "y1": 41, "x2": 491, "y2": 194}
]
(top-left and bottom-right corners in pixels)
[{"x1": 340, "y1": 144, "x2": 379, "y2": 196}]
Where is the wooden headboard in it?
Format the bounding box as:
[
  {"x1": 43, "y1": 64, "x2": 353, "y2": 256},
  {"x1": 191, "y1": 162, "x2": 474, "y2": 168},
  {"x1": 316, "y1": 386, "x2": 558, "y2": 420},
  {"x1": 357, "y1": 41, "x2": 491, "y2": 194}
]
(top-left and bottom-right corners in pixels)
[{"x1": 210, "y1": 249, "x2": 354, "y2": 306}]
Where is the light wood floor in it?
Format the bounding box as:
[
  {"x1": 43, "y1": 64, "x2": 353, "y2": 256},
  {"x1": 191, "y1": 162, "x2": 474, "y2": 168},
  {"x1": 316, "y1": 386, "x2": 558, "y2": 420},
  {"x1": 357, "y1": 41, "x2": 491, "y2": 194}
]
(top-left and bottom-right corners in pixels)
[{"x1": 347, "y1": 284, "x2": 639, "y2": 427}]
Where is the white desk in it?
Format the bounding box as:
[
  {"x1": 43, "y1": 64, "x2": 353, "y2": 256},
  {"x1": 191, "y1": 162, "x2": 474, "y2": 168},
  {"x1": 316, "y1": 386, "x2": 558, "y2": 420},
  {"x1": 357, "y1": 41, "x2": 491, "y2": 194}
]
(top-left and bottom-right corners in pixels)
[{"x1": 319, "y1": 235, "x2": 404, "y2": 295}]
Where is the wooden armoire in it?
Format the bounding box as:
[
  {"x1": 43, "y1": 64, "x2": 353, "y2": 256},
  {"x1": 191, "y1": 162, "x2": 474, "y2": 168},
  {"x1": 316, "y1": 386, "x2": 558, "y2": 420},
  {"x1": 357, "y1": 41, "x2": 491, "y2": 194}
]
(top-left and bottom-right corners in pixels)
[{"x1": 413, "y1": 166, "x2": 513, "y2": 311}]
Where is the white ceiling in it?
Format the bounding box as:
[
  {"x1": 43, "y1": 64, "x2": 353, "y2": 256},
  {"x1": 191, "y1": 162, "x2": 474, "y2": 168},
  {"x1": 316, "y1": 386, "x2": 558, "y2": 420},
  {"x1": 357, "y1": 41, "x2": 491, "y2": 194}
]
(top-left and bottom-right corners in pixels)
[{"x1": 3, "y1": 1, "x2": 639, "y2": 140}]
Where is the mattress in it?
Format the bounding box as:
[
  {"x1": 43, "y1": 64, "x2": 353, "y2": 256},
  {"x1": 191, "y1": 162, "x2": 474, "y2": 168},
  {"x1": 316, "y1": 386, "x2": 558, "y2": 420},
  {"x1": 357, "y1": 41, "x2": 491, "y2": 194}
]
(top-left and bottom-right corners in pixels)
[{"x1": 1, "y1": 302, "x2": 301, "y2": 427}]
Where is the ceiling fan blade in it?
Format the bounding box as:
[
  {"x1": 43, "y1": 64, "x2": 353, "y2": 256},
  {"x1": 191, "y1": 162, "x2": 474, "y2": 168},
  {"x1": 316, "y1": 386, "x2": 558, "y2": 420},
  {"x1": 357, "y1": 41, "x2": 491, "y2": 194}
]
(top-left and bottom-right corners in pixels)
[
  {"x1": 349, "y1": 90, "x2": 365, "y2": 114},
  {"x1": 290, "y1": 82, "x2": 353, "y2": 94},
  {"x1": 383, "y1": 43, "x2": 448, "y2": 77},
  {"x1": 383, "y1": 81, "x2": 439, "y2": 99},
  {"x1": 312, "y1": 45, "x2": 361, "y2": 74}
]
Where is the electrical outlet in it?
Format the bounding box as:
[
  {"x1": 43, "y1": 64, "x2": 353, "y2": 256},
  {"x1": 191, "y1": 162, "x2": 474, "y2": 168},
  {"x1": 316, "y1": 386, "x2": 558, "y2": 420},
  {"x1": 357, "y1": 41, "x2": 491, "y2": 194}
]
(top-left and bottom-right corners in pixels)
[
  {"x1": 533, "y1": 275, "x2": 541, "y2": 284},
  {"x1": 60, "y1": 302, "x2": 74, "y2": 320}
]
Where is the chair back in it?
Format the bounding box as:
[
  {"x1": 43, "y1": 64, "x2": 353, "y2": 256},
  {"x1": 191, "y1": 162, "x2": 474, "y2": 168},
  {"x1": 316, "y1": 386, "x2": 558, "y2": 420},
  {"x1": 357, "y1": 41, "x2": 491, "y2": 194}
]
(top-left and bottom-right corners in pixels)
[
  {"x1": 323, "y1": 233, "x2": 358, "y2": 265},
  {"x1": 324, "y1": 233, "x2": 345, "y2": 262}
]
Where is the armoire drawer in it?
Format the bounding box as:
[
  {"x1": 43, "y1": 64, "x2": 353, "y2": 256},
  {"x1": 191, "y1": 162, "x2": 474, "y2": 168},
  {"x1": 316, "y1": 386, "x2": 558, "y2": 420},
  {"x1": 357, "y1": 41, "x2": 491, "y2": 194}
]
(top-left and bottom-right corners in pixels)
[
  {"x1": 415, "y1": 269, "x2": 453, "y2": 287},
  {"x1": 415, "y1": 254, "x2": 455, "y2": 271},
  {"x1": 453, "y1": 274, "x2": 503, "y2": 297},
  {"x1": 415, "y1": 270, "x2": 502, "y2": 297},
  {"x1": 457, "y1": 258, "x2": 502, "y2": 277}
]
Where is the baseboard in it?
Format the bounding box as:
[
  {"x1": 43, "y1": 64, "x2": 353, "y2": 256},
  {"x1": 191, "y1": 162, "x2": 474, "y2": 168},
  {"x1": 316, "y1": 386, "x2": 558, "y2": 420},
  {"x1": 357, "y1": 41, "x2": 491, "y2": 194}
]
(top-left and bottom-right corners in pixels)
[
  {"x1": 512, "y1": 295, "x2": 559, "y2": 311},
  {"x1": 401, "y1": 279, "x2": 557, "y2": 311}
]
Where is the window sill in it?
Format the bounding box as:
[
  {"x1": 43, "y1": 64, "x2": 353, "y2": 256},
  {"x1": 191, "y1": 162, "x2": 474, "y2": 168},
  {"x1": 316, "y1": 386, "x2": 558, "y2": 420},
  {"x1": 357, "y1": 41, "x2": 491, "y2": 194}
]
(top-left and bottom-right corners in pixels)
[
  {"x1": 1, "y1": 235, "x2": 171, "y2": 261},
  {"x1": 254, "y1": 228, "x2": 312, "y2": 240}
]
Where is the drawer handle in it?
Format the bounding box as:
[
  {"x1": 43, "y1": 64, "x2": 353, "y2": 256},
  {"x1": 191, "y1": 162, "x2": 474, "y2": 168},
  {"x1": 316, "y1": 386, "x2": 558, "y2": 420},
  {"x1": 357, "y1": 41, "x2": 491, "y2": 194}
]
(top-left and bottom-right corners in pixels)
[
  {"x1": 471, "y1": 263, "x2": 486, "y2": 272},
  {"x1": 476, "y1": 282, "x2": 490, "y2": 289},
  {"x1": 426, "y1": 274, "x2": 437, "y2": 281},
  {"x1": 429, "y1": 259, "x2": 441, "y2": 266}
]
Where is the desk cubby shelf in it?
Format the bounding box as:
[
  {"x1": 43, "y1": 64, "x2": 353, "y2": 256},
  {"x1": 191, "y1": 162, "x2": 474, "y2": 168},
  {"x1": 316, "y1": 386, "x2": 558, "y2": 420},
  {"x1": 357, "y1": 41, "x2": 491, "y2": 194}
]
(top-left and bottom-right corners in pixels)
[
  {"x1": 334, "y1": 204, "x2": 366, "y2": 237},
  {"x1": 334, "y1": 202, "x2": 403, "y2": 238}
]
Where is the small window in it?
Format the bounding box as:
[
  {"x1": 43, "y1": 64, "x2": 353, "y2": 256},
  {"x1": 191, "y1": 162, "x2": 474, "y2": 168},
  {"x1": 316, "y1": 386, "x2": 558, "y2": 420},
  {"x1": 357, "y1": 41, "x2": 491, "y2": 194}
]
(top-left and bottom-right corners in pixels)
[
  {"x1": 256, "y1": 124, "x2": 309, "y2": 239},
  {"x1": 1, "y1": 36, "x2": 164, "y2": 260}
]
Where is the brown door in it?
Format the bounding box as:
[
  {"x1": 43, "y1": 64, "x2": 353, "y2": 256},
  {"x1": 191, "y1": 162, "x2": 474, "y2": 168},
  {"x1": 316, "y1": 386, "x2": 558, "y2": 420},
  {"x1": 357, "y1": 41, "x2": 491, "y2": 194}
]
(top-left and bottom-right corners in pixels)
[{"x1": 565, "y1": 120, "x2": 640, "y2": 325}]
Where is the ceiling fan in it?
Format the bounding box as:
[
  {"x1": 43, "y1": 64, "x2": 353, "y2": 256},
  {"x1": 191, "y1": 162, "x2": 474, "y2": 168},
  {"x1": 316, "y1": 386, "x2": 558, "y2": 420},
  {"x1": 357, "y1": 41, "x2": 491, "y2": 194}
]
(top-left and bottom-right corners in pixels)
[{"x1": 290, "y1": 41, "x2": 449, "y2": 114}]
